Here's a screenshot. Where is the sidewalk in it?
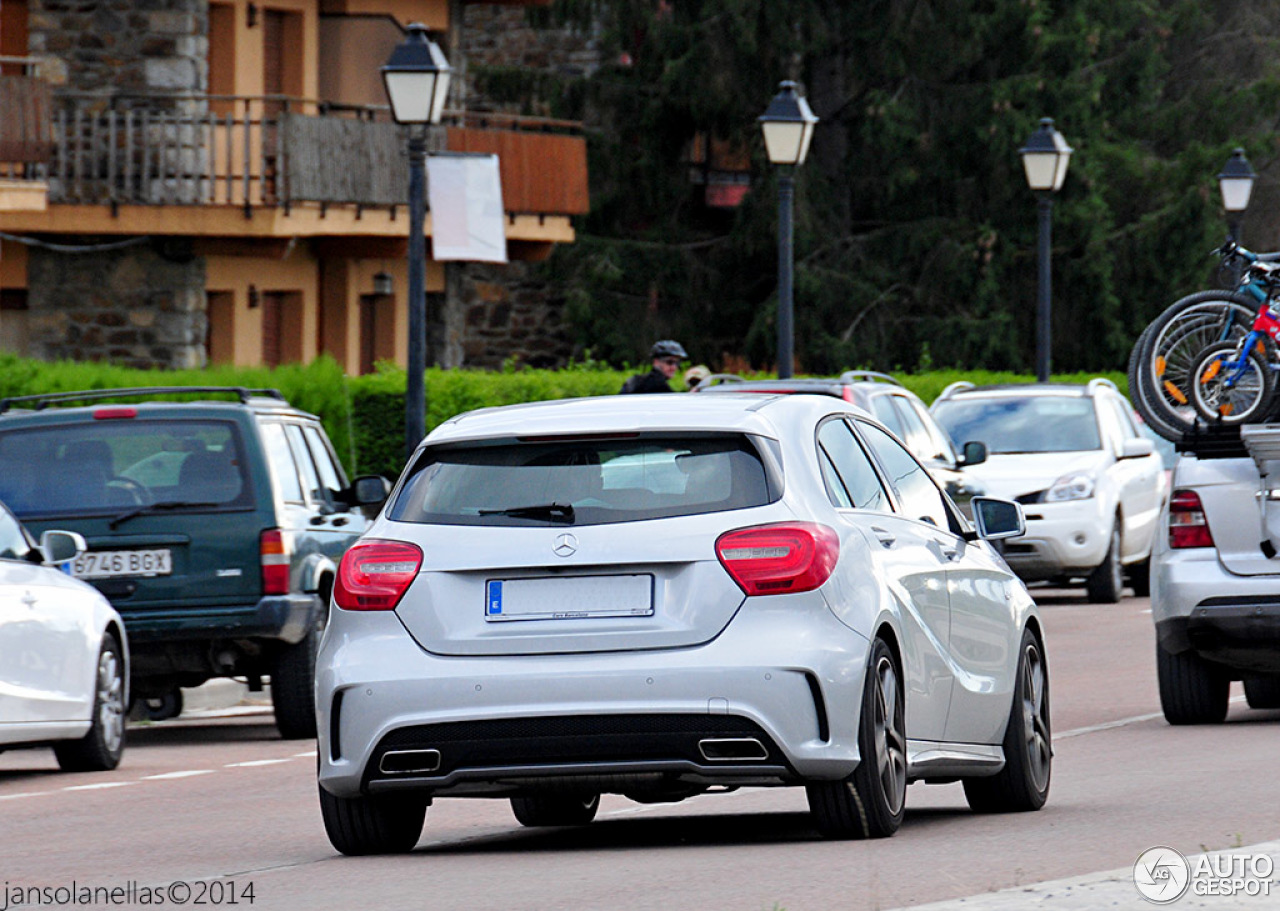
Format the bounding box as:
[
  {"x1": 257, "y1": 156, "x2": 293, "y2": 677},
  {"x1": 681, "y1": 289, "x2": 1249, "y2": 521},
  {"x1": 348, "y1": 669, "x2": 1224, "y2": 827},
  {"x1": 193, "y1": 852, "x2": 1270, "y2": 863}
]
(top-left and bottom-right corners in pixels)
[{"x1": 179, "y1": 678, "x2": 272, "y2": 717}]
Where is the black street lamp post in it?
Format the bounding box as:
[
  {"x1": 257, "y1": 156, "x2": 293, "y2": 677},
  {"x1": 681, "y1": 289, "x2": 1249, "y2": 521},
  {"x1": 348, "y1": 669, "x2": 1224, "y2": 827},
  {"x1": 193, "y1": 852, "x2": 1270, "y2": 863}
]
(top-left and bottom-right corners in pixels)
[
  {"x1": 1018, "y1": 118, "x2": 1073, "y2": 384},
  {"x1": 382, "y1": 22, "x2": 451, "y2": 462},
  {"x1": 758, "y1": 81, "x2": 818, "y2": 380}
]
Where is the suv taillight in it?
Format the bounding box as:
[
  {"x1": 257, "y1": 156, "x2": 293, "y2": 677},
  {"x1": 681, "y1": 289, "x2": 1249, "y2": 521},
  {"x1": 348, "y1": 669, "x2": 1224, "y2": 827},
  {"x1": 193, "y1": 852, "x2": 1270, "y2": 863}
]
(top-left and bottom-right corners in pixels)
[
  {"x1": 1169, "y1": 490, "x2": 1214, "y2": 549},
  {"x1": 260, "y1": 529, "x2": 290, "y2": 594},
  {"x1": 335, "y1": 540, "x2": 423, "y2": 611},
  {"x1": 715, "y1": 522, "x2": 839, "y2": 596}
]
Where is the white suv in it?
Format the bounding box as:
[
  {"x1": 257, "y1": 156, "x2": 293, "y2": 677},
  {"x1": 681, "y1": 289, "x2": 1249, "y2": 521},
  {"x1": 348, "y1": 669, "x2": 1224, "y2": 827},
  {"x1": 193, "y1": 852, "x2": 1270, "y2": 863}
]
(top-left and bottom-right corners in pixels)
[
  {"x1": 1151, "y1": 424, "x2": 1280, "y2": 723},
  {"x1": 932, "y1": 380, "x2": 1167, "y2": 602}
]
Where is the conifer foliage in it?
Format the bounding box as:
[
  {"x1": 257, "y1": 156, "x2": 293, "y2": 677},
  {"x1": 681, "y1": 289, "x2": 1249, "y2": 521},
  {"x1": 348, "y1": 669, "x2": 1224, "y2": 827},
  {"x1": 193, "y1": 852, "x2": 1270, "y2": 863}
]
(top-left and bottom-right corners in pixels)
[{"x1": 543, "y1": 1, "x2": 1280, "y2": 373}]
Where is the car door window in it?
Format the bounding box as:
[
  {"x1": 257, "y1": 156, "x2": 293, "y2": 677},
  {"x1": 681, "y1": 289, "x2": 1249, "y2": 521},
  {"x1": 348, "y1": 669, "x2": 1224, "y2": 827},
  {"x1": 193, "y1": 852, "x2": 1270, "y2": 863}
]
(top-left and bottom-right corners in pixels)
[
  {"x1": 890, "y1": 395, "x2": 951, "y2": 463},
  {"x1": 303, "y1": 426, "x2": 348, "y2": 496},
  {"x1": 1094, "y1": 396, "x2": 1125, "y2": 455},
  {"x1": 857, "y1": 420, "x2": 952, "y2": 529},
  {"x1": 0, "y1": 504, "x2": 32, "y2": 561},
  {"x1": 817, "y1": 418, "x2": 889, "y2": 512},
  {"x1": 868, "y1": 396, "x2": 907, "y2": 441},
  {"x1": 904, "y1": 397, "x2": 956, "y2": 463},
  {"x1": 260, "y1": 423, "x2": 304, "y2": 503},
  {"x1": 285, "y1": 424, "x2": 324, "y2": 505}
]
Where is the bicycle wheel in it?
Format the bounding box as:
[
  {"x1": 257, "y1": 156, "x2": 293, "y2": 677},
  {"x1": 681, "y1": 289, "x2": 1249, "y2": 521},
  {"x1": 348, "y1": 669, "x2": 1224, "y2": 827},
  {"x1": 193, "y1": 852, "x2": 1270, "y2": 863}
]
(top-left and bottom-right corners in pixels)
[
  {"x1": 1189, "y1": 339, "x2": 1275, "y2": 425},
  {"x1": 1127, "y1": 323, "x2": 1183, "y2": 441},
  {"x1": 1133, "y1": 290, "x2": 1257, "y2": 440}
]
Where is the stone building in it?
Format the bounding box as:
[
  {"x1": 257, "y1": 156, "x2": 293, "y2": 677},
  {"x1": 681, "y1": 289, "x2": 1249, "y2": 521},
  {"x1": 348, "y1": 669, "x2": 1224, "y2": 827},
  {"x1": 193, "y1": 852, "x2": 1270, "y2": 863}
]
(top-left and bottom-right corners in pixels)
[{"x1": 0, "y1": 0, "x2": 590, "y2": 372}]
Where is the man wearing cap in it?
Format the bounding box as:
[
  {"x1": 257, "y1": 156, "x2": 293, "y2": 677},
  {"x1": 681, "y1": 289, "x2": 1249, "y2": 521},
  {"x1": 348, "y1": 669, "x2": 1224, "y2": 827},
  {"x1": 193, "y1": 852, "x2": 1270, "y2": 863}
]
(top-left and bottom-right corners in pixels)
[{"x1": 620, "y1": 340, "x2": 688, "y2": 394}]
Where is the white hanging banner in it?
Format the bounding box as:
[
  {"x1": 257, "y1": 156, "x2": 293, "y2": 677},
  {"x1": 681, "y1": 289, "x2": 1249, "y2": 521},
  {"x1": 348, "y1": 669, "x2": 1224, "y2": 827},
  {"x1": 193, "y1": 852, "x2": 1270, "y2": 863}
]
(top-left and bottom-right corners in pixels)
[{"x1": 427, "y1": 153, "x2": 508, "y2": 263}]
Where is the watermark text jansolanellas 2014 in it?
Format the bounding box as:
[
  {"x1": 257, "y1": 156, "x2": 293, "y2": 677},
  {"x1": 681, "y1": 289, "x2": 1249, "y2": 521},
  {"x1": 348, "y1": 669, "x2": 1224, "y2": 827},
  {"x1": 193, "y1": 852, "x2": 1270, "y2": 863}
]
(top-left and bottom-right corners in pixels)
[
  {"x1": 1, "y1": 880, "x2": 256, "y2": 909},
  {"x1": 1134, "y1": 846, "x2": 1276, "y2": 904}
]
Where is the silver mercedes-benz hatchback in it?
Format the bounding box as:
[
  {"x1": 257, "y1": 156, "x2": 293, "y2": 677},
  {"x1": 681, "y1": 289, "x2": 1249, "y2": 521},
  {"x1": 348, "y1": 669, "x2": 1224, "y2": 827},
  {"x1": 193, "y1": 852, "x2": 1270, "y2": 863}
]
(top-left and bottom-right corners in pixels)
[{"x1": 316, "y1": 393, "x2": 1050, "y2": 854}]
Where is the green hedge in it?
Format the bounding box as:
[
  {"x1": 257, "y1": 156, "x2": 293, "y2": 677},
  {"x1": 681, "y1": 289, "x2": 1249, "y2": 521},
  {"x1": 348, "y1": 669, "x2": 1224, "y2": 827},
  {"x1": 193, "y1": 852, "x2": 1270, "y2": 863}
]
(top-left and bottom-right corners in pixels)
[{"x1": 0, "y1": 354, "x2": 1126, "y2": 480}]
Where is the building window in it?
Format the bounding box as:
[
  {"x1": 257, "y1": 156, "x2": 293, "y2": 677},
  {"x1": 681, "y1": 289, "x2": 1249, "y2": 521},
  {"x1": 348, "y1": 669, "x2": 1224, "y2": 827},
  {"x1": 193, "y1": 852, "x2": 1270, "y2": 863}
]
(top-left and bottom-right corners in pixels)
[
  {"x1": 0, "y1": 289, "x2": 29, "y2": 355},
  {"x1": 358, "y1": 292, "x2": 395, "y2": 375}
]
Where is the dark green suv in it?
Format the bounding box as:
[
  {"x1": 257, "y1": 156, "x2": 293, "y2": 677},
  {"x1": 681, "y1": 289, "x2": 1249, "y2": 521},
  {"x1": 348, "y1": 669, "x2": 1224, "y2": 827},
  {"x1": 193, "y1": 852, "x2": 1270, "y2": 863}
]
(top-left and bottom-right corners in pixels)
[{"x1": 0, "y1": 387, "x2": 387, "y2": 739}]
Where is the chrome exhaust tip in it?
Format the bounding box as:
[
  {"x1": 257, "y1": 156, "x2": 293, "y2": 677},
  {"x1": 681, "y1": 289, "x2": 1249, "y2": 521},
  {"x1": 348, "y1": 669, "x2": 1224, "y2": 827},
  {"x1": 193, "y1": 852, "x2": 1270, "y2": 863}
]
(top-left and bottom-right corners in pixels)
[
  {"x1": 379, "y1": 748, "x2": 442, "y2": 774},
  {"x1": 697, "y1": 737, "x2": 768, "y2": 761}
]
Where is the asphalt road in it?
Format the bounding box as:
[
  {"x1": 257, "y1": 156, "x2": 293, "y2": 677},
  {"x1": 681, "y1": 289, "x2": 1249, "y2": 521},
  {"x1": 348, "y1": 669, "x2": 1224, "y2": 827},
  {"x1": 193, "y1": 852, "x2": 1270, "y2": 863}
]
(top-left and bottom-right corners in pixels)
[{"x1": 3, "y1": 589, "x2": 1279, "y2": 911}]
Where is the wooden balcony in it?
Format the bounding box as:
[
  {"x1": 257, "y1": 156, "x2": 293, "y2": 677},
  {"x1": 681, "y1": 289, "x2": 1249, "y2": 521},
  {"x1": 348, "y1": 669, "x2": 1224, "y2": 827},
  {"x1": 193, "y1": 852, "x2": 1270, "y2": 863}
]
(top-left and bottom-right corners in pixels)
[{"x1": 19, "y1": 93, "x2": 587, "y2": 219}]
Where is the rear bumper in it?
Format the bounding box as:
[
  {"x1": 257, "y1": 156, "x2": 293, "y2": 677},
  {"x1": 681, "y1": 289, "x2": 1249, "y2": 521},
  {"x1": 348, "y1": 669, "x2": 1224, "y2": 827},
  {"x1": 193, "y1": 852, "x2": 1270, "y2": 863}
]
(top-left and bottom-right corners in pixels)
[
  {"x1": 1153, "y1": 547, "x2": 1280, "y2": 673},
  {"x1": 121, "y1": 594, "x2": 320, "y2": 645},
  {"x1": 316, "y1": 597, "x2": 872, "y2": 799}
]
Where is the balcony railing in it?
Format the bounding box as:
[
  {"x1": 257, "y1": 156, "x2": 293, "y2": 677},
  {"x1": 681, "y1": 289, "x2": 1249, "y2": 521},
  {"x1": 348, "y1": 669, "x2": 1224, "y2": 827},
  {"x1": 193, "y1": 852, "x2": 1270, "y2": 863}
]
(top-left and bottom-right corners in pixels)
[{"x1": 15, "y1": 93, "x2": 588, "y2": 216}]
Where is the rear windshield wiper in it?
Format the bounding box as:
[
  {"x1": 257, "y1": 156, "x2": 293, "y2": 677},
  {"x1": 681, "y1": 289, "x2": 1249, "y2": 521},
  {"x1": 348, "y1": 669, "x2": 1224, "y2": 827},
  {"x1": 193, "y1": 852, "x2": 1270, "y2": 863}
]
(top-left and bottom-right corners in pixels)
[
  {"x1": 109, "y1": 500, "x2": 222, "y2": 529},
  {"x1": 477, "y1": 502, "x2": 575, "y2": 522}
]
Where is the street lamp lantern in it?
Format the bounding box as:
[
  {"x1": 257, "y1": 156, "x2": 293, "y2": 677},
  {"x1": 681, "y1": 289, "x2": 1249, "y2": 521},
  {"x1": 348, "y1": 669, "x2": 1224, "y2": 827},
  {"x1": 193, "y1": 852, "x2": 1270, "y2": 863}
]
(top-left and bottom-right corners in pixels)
[
  {"x1": 1019, "y1": 117, "x2": 1073, "y2": 192},
  {"x1": 1218, "y1": 148, "x2": 1256, "y2": 248},
  {"x1": 758, "y1": 81, "x2": 818, "y2": 379},
  {"x1": 381, "y1": 23, "x2": 452, "y2": 125},
  {"x1": 1019, "y1": 117, "x2": 1071, "y2": 384},
  {"x1": 382, "y1": 23, "x2": 451, "y2": 460},
  {"x1": 758, "y1": 81, "x2": 819, "y2": 167}
]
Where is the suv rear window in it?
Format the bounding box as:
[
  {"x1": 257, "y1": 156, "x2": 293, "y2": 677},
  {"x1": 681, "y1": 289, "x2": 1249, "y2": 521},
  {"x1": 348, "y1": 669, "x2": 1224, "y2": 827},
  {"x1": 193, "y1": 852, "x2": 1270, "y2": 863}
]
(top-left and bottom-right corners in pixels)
[
  {"x1": 388, "y1": 433, "x2": 775, "y2": 526},
  {"x1": 0, "y1": 420, "x2": 252, "y2": 517}
]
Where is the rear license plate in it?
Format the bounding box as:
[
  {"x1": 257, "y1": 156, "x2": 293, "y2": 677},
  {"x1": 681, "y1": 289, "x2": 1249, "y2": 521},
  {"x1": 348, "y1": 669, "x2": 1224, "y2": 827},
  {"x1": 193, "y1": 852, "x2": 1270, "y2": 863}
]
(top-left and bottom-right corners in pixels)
[
  {"x1": 485, "y1": 574, "x2": 654, "y2": 622},
  {"x1": 72, "y1": 548, "x2": 173, "y2": 579}
]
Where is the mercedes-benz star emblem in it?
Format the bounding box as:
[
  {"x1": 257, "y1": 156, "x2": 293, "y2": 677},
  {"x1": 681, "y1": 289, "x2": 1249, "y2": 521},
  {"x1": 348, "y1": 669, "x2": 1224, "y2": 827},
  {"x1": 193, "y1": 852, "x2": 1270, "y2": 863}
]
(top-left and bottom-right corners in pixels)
[{"x1": 553, "y1": 533, "x2": 578, "y2": 558}]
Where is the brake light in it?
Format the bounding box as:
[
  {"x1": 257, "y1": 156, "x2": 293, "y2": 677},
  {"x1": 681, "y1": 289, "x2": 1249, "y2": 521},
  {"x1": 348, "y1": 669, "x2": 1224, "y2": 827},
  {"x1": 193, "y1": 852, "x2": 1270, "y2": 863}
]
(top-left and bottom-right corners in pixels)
[
  {"x1": 1169, "y1": 490, "x2": 1214, "y2": 549},
  {"x1": 94, "y1": 407, "x2": 137, "y2": 419},
  {"x1": 260, "y1": 529, "x2": 290, "y2": 594},
  {"x1": 842, "y1": 388, "x2": 856, "y2": 403},
  {"x1": 335, "y1": 540, "x2": 423, "y2": 611},
  {"x1": 715, "y1": 522, "x2": 839, "y2": 596}
]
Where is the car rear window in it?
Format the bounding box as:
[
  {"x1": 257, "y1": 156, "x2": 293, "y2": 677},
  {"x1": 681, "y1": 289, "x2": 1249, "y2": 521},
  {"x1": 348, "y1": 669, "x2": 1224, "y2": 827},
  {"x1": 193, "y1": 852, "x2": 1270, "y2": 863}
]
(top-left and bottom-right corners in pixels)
[
  {"x1": 387, "y1": 433, "x2": 776, "y2": 526},
  {"x1": 0, "y1": 420, "x2": 253, "y2": 517},
  {"x1": 932, "y1": 396, "x2": 1101, "y2": 454}
]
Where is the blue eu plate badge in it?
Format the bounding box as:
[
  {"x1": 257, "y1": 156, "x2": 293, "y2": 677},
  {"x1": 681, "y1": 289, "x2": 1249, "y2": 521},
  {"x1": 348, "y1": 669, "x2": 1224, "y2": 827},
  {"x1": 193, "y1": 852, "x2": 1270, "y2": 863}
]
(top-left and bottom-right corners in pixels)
[{"x1": 486, "y1": 580, "x2": 502, "y2": 616}]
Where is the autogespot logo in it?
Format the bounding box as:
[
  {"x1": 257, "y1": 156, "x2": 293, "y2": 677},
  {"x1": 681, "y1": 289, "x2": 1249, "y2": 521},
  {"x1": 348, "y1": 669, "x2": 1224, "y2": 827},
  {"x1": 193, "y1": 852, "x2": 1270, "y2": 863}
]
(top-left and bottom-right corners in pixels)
[{"x1": 1134, "y1": 846, "x2": 1191, "y2": 904}]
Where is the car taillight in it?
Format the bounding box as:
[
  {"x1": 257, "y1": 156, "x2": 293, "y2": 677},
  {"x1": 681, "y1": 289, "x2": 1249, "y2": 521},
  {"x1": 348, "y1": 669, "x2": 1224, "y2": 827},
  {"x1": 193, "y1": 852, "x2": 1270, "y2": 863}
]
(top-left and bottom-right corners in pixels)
[
  {"x1": 260, "y1": 529, "x2": 290, "y2": 594},
  {"x1": 715, "y1": 522, "x2": 839, "y2": 596},
  {"x1": 1169, "y1": 490, "x2": 1214, "y2": 549},
  {"x1": 93, "y1": 407, "x2": 137, "y2": 419},
  {"x1": 334, "y1": 540, "x2": 423, "y2": 611}
]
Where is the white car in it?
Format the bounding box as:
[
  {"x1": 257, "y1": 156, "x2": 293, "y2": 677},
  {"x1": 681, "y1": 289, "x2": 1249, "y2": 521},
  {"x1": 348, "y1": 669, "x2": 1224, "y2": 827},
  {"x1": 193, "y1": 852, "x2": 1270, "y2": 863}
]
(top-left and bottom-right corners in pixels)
[
  {"x1": 316, "y1": 393, "x2": 1049, "y2": 854},
  {"x1": 931, "y1": 379, "x2": 1167, "y2": 602},
  {"x1": 0, "y1": 501, "x2": 128, "y2": 771}
]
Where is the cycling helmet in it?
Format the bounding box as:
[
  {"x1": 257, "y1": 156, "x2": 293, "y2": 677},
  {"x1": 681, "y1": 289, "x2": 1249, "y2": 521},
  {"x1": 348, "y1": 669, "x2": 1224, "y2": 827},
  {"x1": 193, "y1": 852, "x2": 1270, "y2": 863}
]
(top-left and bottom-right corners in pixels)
[{"x1": 650, "y1": 339, "x2": 688, "y2": 359}]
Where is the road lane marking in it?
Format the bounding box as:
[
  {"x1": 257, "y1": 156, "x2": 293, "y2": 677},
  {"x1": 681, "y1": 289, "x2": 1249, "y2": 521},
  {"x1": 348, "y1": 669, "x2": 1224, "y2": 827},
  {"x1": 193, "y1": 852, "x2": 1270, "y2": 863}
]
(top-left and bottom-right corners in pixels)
[
  {"x1": 0, "y1": 791, "x2": 48, "y2": 801},
  {"x1": 224, "y1": 759, "x2": 292, "y2": 767},
  {"x1": 142, "y1": 770, "x2": 216, "y2": 780},
  {"x1": 1057, "y1": 695, "x2": 1246, "y2": 740},
  {"x1": 293, "y1": 751, "x2": 317, "y2": 758},
  {"x1": 62, "y1": 781, "x2": 137, "y2": 791}
]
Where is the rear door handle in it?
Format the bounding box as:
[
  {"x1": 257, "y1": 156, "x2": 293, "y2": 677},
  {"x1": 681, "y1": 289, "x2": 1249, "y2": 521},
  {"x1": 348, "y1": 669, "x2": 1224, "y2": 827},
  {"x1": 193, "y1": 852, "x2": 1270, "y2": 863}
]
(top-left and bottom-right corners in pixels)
[{"x1": 870, "y1": 527, "x2": 895, "y2": 548}]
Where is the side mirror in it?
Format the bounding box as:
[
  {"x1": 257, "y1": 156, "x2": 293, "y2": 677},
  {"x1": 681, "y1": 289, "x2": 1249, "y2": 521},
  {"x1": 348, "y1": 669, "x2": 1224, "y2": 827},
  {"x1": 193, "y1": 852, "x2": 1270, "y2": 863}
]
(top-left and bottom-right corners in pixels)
[
  {"x1": 351, "y1": 475, "x2": 392, "y2": 506},
  {"x1": 970, "y1": 497, "x2": 1025, "y2": 541},
  {"x1": 958, "y1": 440, "x2": 987, "y2": 467},
  {"x1": 40, "y1": 529, "x2": 86, "y2": 565},
  {"x1": 1120, "y1": 438, "x2": 1155, "y2": 460}
]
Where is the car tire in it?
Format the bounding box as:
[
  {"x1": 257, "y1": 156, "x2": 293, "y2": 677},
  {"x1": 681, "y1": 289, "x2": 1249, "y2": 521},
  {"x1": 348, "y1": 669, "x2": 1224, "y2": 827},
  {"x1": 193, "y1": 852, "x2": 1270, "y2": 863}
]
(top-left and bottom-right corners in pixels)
[
  {"x1": 510, "y1": 793, "x2": 601, "y2": 827},
  {"x1": 54, "y1": 632, "x2": 127, "y2": 773},
  {"x1": 806, "y1": 637, "x2": 906, "y2": 839},
  {"x1": 272, "y1": 625, "x2": 319, "y2": 740},
  {"x1": 1085, "y1": 524, "x2": 1123, "y2": 604},
  {"x1": 1243, "y1": 675, "x2": 1280, "y2": 710},
  {"x1": 143, "y1": 688, "x2": 183, "y2": 722},
  {"x1": 1157, "y1": 643, "x2": 1229, "y2": 724},
  {"x1": 1127, "y1": 558, "x2": 1151, "y2": 598},
  {"x1": 318, "y1": 784, "x2": 427, "y2": 855},
  {"x1": 963, "y1": 628, "x2": 1051, "y2": 813}
]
